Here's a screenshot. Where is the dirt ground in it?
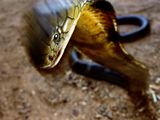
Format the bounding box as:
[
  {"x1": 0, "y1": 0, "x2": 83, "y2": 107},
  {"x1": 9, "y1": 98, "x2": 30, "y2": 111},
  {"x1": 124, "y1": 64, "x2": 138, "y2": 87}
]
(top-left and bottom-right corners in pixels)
[{"x1": 0, "y1": 0, "x2": 160, "y2": 120}]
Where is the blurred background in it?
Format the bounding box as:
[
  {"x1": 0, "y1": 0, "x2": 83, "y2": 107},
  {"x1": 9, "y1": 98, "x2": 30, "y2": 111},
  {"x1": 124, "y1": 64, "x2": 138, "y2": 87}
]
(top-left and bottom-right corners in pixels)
[{"x1": 0, "y1": 0, "x2": 160, "y2": 119}]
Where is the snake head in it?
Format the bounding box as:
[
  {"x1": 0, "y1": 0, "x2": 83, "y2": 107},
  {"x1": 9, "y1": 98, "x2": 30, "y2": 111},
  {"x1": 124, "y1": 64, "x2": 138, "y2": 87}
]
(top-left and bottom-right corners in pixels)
[{"x1": 25, "y1": 0, "x2": 82, "y2": 69}]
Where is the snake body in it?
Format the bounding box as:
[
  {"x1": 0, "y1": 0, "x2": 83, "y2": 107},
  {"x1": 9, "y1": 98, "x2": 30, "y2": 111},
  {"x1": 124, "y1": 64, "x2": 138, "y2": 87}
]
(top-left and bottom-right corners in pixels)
[{"x1": 26, "y1": 0, "x2": 150, "y2": 91}]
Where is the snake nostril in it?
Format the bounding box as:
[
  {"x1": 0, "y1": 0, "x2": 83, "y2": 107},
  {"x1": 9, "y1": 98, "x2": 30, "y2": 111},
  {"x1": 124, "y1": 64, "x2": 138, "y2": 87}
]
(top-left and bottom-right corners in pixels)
[{"x1": 48, "y1": 55, "x2": 54, "y2": 61}]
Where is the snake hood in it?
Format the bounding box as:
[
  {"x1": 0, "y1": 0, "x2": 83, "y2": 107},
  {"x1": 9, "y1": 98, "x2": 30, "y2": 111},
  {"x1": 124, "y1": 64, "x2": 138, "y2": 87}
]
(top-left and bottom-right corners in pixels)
[{"x1": 26, "y1": 0, "x2": 90, "y2": 68}]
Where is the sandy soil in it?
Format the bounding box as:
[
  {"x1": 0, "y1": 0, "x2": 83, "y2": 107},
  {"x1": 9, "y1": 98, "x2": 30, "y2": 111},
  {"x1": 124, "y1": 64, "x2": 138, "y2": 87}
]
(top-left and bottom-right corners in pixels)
[{"x1": 0, "y1": 0, "x2": 160, "y2": 120}]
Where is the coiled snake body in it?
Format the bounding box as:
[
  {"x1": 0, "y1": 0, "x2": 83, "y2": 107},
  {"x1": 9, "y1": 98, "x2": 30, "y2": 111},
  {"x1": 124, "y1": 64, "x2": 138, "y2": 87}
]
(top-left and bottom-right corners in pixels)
[{"x1": 26, "y1": 0, "x2": 150, "y2": 92}]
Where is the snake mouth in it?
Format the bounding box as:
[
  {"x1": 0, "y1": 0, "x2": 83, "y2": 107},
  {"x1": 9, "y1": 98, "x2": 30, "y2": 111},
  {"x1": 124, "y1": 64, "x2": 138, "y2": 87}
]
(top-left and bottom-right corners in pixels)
[{"x1": 40, "y1": 49, "x2": 62, "y2": 69}]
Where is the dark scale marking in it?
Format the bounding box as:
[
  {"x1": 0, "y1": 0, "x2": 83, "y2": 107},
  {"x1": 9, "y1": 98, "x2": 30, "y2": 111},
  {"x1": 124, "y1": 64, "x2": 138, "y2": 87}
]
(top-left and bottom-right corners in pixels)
[
  {"x1": 72, "y1": 0, "x2": 81, "y2": 10},
  {"x1": 48, "y1": 55, "x2": 54, "y2": 61},
  {"x1": 49, "y1": 46, "x2": 54, "y2": 51},
  {"x1": 65, "y1": 9, "x2": 75, "y2": 20},
  {"x1": 70, "y1": 0, "x2": 82, "y2": 15}
]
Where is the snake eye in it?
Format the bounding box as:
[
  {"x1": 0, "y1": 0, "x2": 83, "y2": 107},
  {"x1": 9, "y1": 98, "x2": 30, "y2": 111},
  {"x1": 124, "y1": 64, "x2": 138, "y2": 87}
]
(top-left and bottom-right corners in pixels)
[{"x1": 53, "y1": 33, "x2": 60, "y2": 45}]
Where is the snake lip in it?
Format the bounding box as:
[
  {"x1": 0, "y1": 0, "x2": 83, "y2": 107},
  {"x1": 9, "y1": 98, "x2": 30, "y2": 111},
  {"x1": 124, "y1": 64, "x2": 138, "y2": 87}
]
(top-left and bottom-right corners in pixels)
[
  {"x1": 53, "y1": 49, "x2": 61, "y2": 64},
  {"x1": 40, "y1": 49, "x2": 62, "y2": 69}
]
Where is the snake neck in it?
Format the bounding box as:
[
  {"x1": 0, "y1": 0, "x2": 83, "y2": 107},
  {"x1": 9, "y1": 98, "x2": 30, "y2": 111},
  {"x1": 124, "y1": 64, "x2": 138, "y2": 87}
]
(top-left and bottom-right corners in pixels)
[{"x1": 71, "y1": 2, "x2": 149, "y2": 91}]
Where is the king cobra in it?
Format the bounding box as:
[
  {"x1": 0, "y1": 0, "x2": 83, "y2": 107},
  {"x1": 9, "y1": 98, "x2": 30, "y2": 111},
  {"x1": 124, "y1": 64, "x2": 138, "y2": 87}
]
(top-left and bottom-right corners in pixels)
[{"x1": 25, "y1": 0, "x2": 150, "y2": 92}]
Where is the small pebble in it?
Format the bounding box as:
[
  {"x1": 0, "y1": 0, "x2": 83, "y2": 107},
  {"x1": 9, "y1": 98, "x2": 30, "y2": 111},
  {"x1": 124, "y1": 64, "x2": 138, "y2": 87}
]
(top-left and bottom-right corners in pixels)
[
  {"x1": 81, "y1": 101, "x2": 87, "y2": 106},
  {"x1": 81, "y1": 87, "x2": 88, "y2": 91},
  {"x1": 95, "y1": 114, "x2": 102, "y2": 119},
  {"x1": 157, "y1": 95, "x2": 160, "y2": 101},
  {"x1": 31, "y1": 90, "x2": 36, "y2": 96},
  {"x1": 72, "y1": 109, "x2": 79, "y2": 117},
  {"x1": 155, "y1": 77, "x2": 160, "y2": 84}
]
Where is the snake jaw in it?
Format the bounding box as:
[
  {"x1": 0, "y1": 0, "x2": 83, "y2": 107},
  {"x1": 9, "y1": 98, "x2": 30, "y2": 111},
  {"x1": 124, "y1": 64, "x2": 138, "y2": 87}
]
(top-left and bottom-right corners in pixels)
[
  {"x1": 41, "y1": 41, "x2": 67, "y2": 69},
  {"x1": 50, "y1": 48, "x2": 62, "y2": 68},
  {"x1": 40, "y1": 48, "x2": 61, "y2": 69}
]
